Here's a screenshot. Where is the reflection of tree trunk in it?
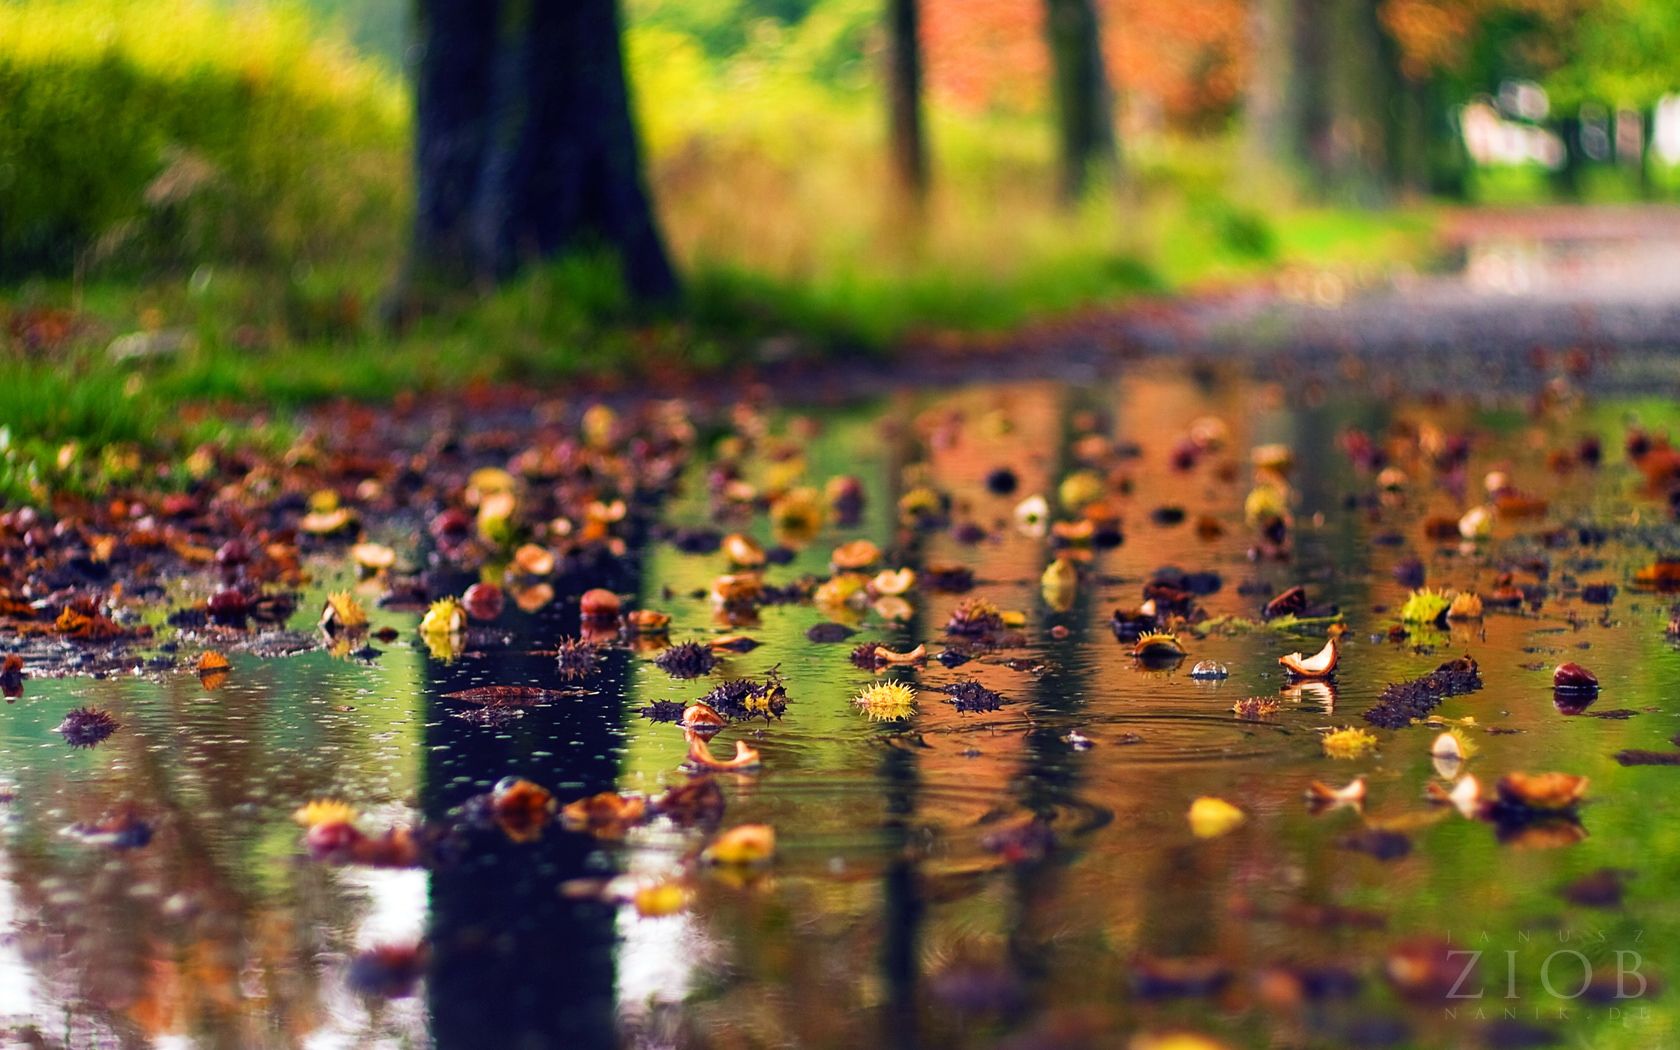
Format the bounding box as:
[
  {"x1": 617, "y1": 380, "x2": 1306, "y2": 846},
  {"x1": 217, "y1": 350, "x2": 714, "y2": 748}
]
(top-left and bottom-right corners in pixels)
[
  {"x1": 423, "y1": 564, "x2": 636, "y2": 1050},
  {"x1": 885, "y1": 0, "x2": 929, "y2": 204},
  {"x1": 1044, "y1": 0, "x2": 1117, "y2": 201},
  {"x1": 1007, "y1": 386, "x2": 1096, "y2": 990},
  {"x1": 879, "y1": 396, "x2": 923, "y2": 1050}
]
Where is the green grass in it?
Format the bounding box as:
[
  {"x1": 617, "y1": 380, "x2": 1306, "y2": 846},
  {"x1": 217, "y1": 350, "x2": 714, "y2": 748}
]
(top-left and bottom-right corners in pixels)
[{"x1": 0, "y1": 0, "x2": 1442, "y2": 506}]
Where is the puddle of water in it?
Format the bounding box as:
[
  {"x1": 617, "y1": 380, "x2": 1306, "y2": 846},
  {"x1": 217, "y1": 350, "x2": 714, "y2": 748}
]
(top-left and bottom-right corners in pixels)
[{"x1": 5, "y1": 361, "x2": 1680, "y2": 1048}]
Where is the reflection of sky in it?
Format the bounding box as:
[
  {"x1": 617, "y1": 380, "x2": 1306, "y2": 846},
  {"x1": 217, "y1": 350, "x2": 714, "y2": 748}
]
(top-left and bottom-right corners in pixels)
[
  {"x1": 304, "y1": 868, "x2": 431, "y2": 1048},
  {"x1": 0, "y1": 846, "x2": 38, "y2": 1018}
]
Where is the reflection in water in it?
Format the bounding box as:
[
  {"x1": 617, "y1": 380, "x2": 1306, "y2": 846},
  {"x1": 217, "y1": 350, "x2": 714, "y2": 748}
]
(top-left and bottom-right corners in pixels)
[
  {"x1": 424, "y1": 568, "x2": 633, "y2": 1050},
  {"x1": 3, "y1": 363, "x2": 1679, "y2": 1047}
]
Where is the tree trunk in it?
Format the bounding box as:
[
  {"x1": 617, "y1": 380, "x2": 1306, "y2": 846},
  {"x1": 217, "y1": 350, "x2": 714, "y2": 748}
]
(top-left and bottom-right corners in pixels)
[
  {"x1": 409, "y1": 0, "x2": 503, "y2": 287},
  {"x1": 1044, "y1": 0, "x2": 1116, "y2": 202},
  {"x1": 403, "y1": 0, "x2": 677, "y2": 309},
  {"x1": 1243, "y1": 0, "x2": 1298, "y2": 181},
  {"x1": 885, "y1": 0, "x2": 928, "y2": 202}
]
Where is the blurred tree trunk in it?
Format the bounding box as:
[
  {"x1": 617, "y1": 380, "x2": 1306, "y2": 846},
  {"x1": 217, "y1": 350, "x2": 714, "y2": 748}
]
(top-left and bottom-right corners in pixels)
[
  {"x1": 1243, "y1": 0, "x2": 1294, "y2": 180},
  {"x1": 1247, "y1": 0, "x2": 1409, "y2": 202},
  {"x1": 410, "y1": 0, "x2": 501, "y2": 285},
  {"x1": 400, "y1": 0, "x2": 676, "y2": 312},
  {"x1": 885, "y1": 0, "x2": 928, "y2": 202},
  {"x1": 1044, "y1": 0, "x2": 1117, "y2": 202}
]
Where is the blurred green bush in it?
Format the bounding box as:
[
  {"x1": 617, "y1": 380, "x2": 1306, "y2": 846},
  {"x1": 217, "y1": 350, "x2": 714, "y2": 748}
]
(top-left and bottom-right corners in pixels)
[{"x1": 0, "y1": 0, "x2": 408, "y2": 276}]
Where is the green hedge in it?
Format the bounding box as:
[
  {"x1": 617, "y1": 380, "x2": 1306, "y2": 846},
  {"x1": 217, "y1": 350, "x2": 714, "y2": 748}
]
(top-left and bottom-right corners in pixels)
[{"x1": 0, "y1": 0, "x2": 409, "y2": 275}]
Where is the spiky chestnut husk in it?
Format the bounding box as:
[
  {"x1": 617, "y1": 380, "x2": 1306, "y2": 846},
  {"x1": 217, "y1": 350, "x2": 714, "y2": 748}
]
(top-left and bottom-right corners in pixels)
[
  {"x1": 943, "y1": 680, "x2": 1005, "y2": 713},
  {"x1": 555, "y1": 636, "x2": 601, "y2": 680},
  {"x1": 853, "y1": 681, "x2": 917, "y2": 721},
  {"x1": 56, "y1": 706, "x2": 119, "y2": 748},
  {"x1": 850, "y1": 642, "x2": 883, "y2": 669},
  {"x1": 697, "y1": 670, "x2": 789, "y2": 722},
  {"x1": 1364, "y1": 655, "x2": 1481, "y2": 729},
  {"x1": 1231, "y1": 696, "x2": 1281, "y2": 719},
  {"x1": 1321, "y1": 726, "x2": 1380, "y2": 759},
  {"x1": 654, "y1": 641, "x2": 717, "y2": 679},
  {"x1": 1131, "y1": 631, "x2": 1186, "y2": 658},
  {"x1": 638, "y1": 700, "x2": 687, "y2": 723}
]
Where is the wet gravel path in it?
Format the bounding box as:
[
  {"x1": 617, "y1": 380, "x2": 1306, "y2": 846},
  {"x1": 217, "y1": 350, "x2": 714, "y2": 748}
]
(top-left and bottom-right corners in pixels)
[{"x1": 760, "y1": 205, "x2": 1680, "y2": 401}]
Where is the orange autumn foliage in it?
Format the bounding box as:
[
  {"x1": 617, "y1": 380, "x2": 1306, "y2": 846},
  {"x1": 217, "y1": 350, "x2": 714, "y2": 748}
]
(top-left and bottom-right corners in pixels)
[{"x1": 921, "y1": 0, "x2": 1248, "y2": 126}]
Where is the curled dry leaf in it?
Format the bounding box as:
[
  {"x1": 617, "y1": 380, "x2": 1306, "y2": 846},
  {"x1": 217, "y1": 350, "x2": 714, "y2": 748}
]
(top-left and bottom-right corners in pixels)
[
  {"x1": 560, "y1": 791, "x2": 648, "y2": 837},
  {"x1": 1188, "y1": 797, "x2": 1246, "y2": 839},
  {"x1": 625, "y1": 609, "x2": 671, "y2": 635},
  {"x1": 873, "y1": 643, "x2": 927, "y2": 667},
  {"x1": 830, "y1": 539, "x2": 881, "y2": 571},
  {"x1": 350, "y1": 542, "x2": 396, "y2": 575},
  {"x1": 512, "y1": 543, "x2": 555, "y2": 577},
  {"x1": 633, "y1": 881, "x2": 692, "y2": 917},
  {"x1": 681, "y1": 702, "x2": 728, "y2": 733},
  {"x1": 687, "y1": 733, "x2": 761, "y2": 772},
  {"x1": 1278, "y1": 637, "x2": 1339, "y2": 679},
  {"x1": 1426, "y1": 775, "x2": 1483, "y2": 819},
  {"x1": 1496, "y1": 772, "x2": 1588, "y2": 812},
  {"x1": 1305, "y1": 776, "x2": 1366, "y2": 813},
  {"x1": 492, "y1": 777, "x2": 555, "y2": 843},
  {"x1": 703, "y1": 824, "x2": 775, "y2": 865},
  {"x1": 723, "y1": 533, "x2": 766, "y2": 568}
]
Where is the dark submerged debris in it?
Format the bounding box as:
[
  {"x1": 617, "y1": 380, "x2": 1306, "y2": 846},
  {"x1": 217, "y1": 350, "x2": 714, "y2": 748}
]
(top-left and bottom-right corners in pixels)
[
  {"x1": 1129, "y1": 956, "x2": 1231, "y2": 999},
  {"x1": 980, "y1": 818, "x2": 1054, "y2": 864},
  {"x1": 1560, "y1": 868, "x2": 1630, "y2": 908},
  {"x1": 1337, "y1": 828, "x2": 1412, "y2": 861},
  {"x1": 943, "y1": 679, "x2": 1006, "y2": 712},
  {"x1": 807, "y1": 622, "x2": 856, "y2": 644},
  {"x1": 66, "y1": 807, "x2": 153, "y2": 850},
  {"x1": 1363, "y1": 655, "x2": 1482, "y2": 729},
  {"x1": 654, "y1": 640, "x2": 717, "y2": 679},
  {"x1": 348, "y1": 944, "x2": 428, "y2": 999},
  {"x1": 650, "y1": 776, "x2": 726, "y2": 826},
  {"x1": 922, "y1": 562, "x2": 975, "y2": 592},
  {"x1": 55, "y1": 706, "x2": 119, "y2": 748},
  {"x1": 1614, "y1": 749, "x2": 1680, "y2": 766},
  {"x1": 443, "y1": 686, "x2": 583, "y2": 707}
]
